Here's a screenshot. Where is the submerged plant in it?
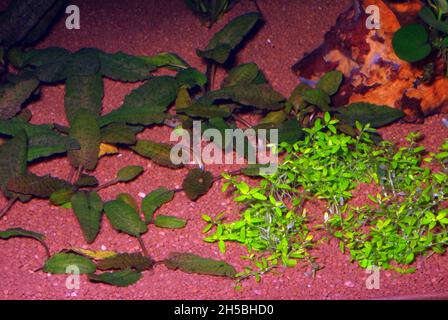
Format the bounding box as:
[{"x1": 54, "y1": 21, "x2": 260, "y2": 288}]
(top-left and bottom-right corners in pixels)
[
  {"x1": 207, "y1": 114, "x2": 448, "y2": 281},
  {"x1": 185, "y1": 0, "x2": 238, "y2": 27}
]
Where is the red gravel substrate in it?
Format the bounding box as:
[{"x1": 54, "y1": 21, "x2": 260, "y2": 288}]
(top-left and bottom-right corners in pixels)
[{"x1": 1, "y1": 0, "x2": 448, "y2": 300}]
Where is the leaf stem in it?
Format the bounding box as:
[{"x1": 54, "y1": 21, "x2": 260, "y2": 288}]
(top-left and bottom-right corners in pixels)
[
  {"x1": 38, "y1": 239, "x2": 51, "y2": 259},
  {"x1": 93, "y1": 178, "x2": 119, "y2": 192},
  {"x1": 206, "y1": 61, "x2": 217, "y2": 92},
  {"x1": 137, "y1": 235, "x2": 149, "y2": 257},
  {"x1": 0, "y1": 197, "x2": 17, "y2": 220}
]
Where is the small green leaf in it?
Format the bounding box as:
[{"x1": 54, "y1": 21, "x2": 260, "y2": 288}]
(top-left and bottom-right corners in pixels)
[
  {"x1": 50, "y1": 188, "x2": 75, "y2": 207},
  {"x1": 0, "y1": 227, "x2": 44, "y2": 242},
  {"x1": 64, "y1": 73, "x2": 103, "y2": 124},
  {"x1": 100, "y1": 123, "x2": 142, "y2": 145},
  {"x1": 176, "y1": 68, "x2": 207, "y2": 89},
  {"x1": 96, "y1": 252, "x2": 154, "y2": 272},
  {"x1": 98, "y1": 51, "x2": 155, "y2": 82},
  {"x1": 197, "y1": 12, "x2": 261, "y2": 64},
  {"x1": 222, "y1": 63, "x2": 266, "y2": 87},
  {"x1": 0, "y1": 130, "x2": 28, "y2": 198},
  {"x1": 206, "y1": 84, "x2": 285, "y2": 110},
  {"x1": 0, "y1": 77, "x2": 39, "y2": 120},
  {"x1": 116, "y1": 193, "x2": 138, "y2": 212},
  {"x1": 141, "y1": 52, "x2": 189, "y2": 71},
  {"x1": 43, "y1": 253, "x2": 96, "y2": 274},
  {"x1": 103, "y1": 199, "x2": 147, "y2": 237},
  {"x1": 392, "y1": 23, "x2": 432, "y2": 62},
  {"x1": 117, "y1": 165, "x2": 144, "y2": 182},
  {"x1": 336, "y1": 103, "x2": 405, "y2": 128},
  {"x1": 317, "y1": 71, "x2": 343, "y2": 96},
  {"x1": 120, "y1": 76, "x2": 179, "y2": 113},
  {"x1": 75, "y1": 174, "x2": 99, "y2": 187},
  {"x1": 154, "y1": 215, "x2": 187, "y2": 229},
  {"x1": 182, "y1": 169, "x2": 214, "y2": 201},
  {"x1": 164, "y1": 252, "x2": 236, "y2": 277},
  {"x1": 142, "y1": 187, "x2": 175, "y2": 223},
  {"x1": 88, "y1": 269, "x2": 142, "y2": 287},
  {"x1": 6, "y1": 173, "x2": 72, "y2": 198},
  {"x1": 68, "y1": 109, "x2": 101, "y2": 170},
  {"x1": 131, "y1": 140, "x2": 182, "y2": 168},
  {"x1": 302, "y1": 88, "x2": 330, "y2": 111},
  {"x1": 71, "y1": 191, "x2": 103, "y2": 244}
]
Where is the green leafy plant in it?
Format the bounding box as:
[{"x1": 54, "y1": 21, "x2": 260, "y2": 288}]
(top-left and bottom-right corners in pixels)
[
  {"x1": 0, "y1": 0, "x2": 416, "y2": 289},
  {"x1": 185, "y1": 0, "x2": 238, "y2": 27},
  {"x1": 206, "y1": 114, "x2": 448, "y2": 282},
  {"x1": 393, "y1": 0, "x2": 448, "y2": 74}
]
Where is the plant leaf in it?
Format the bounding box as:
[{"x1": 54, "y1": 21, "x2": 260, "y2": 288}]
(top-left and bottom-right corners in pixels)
[
  {"x1": 278, "y1": 119, "x2": 304, "y2": 144},
  {"x1": 182, "y1": 169, "x2": 214, "y2": 201},
  {"x1": 131, "y1": 140, "x2": 183, "y2": 168},
  {"x1": 88, "y1": 269, "x2": 142, "y2": 287},
  {"x1": 0, "y1": 0, "x2": 61, "y2": 48},
  {"x1": 24, "y1": 47, "x2": 70, "y2": 83},
  {"x1": 206, "y1": 84, "x2": 285, "y2": 110},
  {"x1": 64, "y1": 73, "x2": 103, "y2": 124},
  {"x1": 302, "y1": 88, "x2": 330, "y2": 111},
  {"x1": 181, "y1": 101, "x2": 231, "y2": 118},
  {"x1": 98, "y1": 108, "x2": 166, "y2": 127},
  {"x1": 117, "y1": 165, "x2": 144, "y2": 182},
  {"x1": 336, "y1": 103, "x2": 405, "y2": 128},
  {"x1": 141, "y1": 187, "x2": 174, "y2": 223},
  {"x1": 68, "y1": 109, "x2": 101, "y2": 170},
  {"x1": 0, "y1": 118, "x2": 80, "y2": 161},
  {"x1": 96, "y1": 252, "x2": 154, "y2": 271},
  {"x1": 64, "y1": 48, "x2": 101, "y2": 77},
  {"x1": 241, "y1": 164, "x2": 271, "y2": 177},
  {"x1": 164, "y1": 252, "x2": 236, "y2": 277},
  {"x1": 392, "y1": 23, "x2": 431, "y2": 62},
  {"x1": 0, "y1": 77, "x2": 39, "y2": 120},
  {"x1": 75, "y1": 173, "x2": 99, "y2": 187},
  {"x1": 316, "y1": 71, "x2": 343, "y2": 96},
  {"x1": 0, "y1": 227, "x2": 44, "y2": 241},
  {"x1": 71, "y1": 191, "x2": 103, "y2": 244},
  {"x1": 154, "y1": 215, "x2": 187, "y2": 229},
  {"x1": 50, "y1": 188, "x2": 75, "y2": 207},
  {"x1": 116, "y1": 193, "x2": 139, "y2": 212},
  {"x1": 176, "y1": 68, "x2": 207, "y2": 89},
  {"x1": 98, "y1": 143, "x2": 118, "y2": 157},
  {"x1": 20, "y1": 0, "x2": 66, "y2": 46},
  {"x1": 100, "y1": 123, "x2": 142, "y2": 145},
  {"x1": 419, "y1": 6, "x2": 448, "y2": 34},
  {"x1": 6, "y1": 173, "x2": 72, "y2": 198},
  {"x1": 70, "y1": 247, "x2": 118, "y2": 260},
  {"x1": 141, "y1": 52, "x2": 189, "y2": 71},
  {"x1": 222, "y1": 62, "x2": 266, "y2": 87},
  {"x1": 43, "y1": 253, "x2": 96, "y2": 274},
  {"x1": 103, "y1": 199, "x2": 147, "y2": 237},
  {"x1": 0, "y1": 130, "x2": 28, "y2": 197},
  {"x1": 197, "y1": 12, "x2": 261, "y2": 64},
  {"x1": 120, "y1": 76, "x2": 179, "y2": 112},
  {"x1": 99, "y1": 51, "x2": 155, "y2": 82}
]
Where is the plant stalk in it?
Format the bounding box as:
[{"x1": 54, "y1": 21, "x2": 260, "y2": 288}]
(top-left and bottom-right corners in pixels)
[
  {"x1": 93, "y1": 178, "x2": 119, "y2": 192},
  {"x1": 0, "y1": 197, "x2": 17, "y2": 220},
  {"x1": 137, "y1": 235, "x2": 149, "y2": 257}
]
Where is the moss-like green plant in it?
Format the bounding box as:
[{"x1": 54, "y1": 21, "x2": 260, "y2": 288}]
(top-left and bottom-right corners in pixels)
[{"x1": 206, "y1": 113, "x2": 448, "y2": 282}]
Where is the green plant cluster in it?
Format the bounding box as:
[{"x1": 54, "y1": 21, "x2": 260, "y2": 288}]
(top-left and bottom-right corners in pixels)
[
  {"x1": 393, "y1": 0, "x2": 448, "y2": 75},
  {"x1": 205, "y1": 114, "x2": 448, "y2": 280},
  {"x1": 0, "y1": 0, "x2": 431, "y2": 288}
]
